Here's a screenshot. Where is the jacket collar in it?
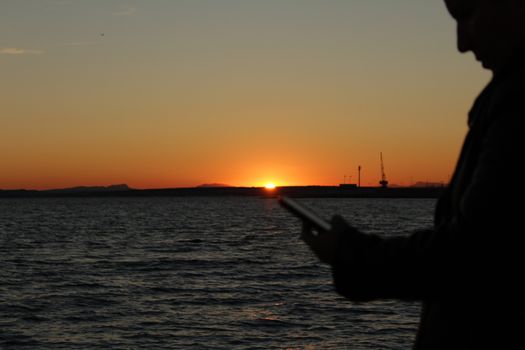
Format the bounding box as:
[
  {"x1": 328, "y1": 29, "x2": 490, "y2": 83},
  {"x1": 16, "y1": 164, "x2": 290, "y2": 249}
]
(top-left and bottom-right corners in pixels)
[{"x1": 491, "y1": 39, "x2": 525, "y2": 85}]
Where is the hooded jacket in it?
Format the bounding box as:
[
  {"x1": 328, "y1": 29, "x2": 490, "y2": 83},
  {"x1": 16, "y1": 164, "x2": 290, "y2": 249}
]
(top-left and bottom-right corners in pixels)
[{"x1": 332, "y1": 47, "x2": 525, "y2": 349}]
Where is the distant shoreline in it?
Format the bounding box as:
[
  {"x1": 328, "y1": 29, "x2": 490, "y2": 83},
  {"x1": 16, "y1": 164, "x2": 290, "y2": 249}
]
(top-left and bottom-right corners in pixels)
[{"x1": 0, "y1": 185, "x2": 444, "y2": 199}]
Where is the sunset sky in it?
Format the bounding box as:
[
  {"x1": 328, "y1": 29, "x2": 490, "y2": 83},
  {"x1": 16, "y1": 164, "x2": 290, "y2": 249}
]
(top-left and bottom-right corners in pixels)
[{"x1": 1, "y1": 0, "x2": 490, "y2": 190}]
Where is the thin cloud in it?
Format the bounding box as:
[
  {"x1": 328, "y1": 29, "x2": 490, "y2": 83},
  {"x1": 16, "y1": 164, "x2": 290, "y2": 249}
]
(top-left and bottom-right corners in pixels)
[
  {"x1": 62, "y1": 41, "x2": 96, "y2": 47},
  {"x1": 113, "y1": 7, "x2": 137, "y2": 16},
  {"x1": 0, "y1": 47, "x2": 44, "y2": 55}
]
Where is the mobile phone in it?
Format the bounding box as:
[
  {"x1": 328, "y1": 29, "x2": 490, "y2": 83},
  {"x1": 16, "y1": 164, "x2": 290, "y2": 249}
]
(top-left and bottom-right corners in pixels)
[{"x1": 278, "y1": 196, "x2": 331, "y2": 232}]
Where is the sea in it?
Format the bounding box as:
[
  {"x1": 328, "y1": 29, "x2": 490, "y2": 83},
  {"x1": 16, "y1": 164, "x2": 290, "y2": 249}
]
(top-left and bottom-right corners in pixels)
[{"x1": 0, "y1": 197, "x2": 436, "y2": 349}]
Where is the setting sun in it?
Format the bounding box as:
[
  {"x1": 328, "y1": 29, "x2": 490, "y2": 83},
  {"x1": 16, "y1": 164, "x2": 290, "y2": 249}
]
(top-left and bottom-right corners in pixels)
[{"x1": 265, "y1": 183, "x2": 276, "y2": 190}]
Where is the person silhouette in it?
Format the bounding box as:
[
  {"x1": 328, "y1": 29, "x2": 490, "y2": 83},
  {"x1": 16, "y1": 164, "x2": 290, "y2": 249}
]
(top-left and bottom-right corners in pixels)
[{"x1": 300, "y1": 0, "x2": 525, "y2": 348}]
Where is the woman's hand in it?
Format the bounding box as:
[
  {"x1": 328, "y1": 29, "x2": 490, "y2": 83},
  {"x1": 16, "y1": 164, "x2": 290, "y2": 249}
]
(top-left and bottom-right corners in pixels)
[{"x1": 301, "y1": 215, "x2": 355, "y2": 265}]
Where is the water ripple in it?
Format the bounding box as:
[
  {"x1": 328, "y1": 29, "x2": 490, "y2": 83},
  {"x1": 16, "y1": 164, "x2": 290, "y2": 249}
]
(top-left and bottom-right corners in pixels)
[{"x1": 0, "y1": 197, "x2": 431, "y2": 349}]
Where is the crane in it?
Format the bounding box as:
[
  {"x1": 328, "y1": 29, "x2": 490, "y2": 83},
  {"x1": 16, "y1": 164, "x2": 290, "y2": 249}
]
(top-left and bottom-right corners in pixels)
[{"x1": 379, "y1": 152, "x2": 388, "y2": 188}]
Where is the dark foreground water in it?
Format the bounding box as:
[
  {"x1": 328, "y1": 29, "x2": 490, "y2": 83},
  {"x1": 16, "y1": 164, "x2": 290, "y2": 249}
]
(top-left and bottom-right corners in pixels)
[{"x1": 0, "y1": 197, "x2": 435, "y2": 349}]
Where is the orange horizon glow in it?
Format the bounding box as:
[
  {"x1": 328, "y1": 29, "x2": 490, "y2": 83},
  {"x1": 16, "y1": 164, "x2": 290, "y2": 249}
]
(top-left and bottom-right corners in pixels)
[
  {"x1": 0, "y1": 145, "x2": 456, "y2": 190},
  {"x1": 0, "y1": 163, "x2": 451, "y2": 191}
]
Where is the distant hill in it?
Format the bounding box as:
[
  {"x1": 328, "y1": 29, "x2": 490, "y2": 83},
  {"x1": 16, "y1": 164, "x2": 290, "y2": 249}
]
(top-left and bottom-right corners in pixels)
[
  {"x1": 0, "y1": 184, "x2": 132, "y2": 197},
  {"x1": 45, "y1": 184, "x2": 132, "y2": 193},
  {"x1": 197, "y1": 183, "x2": 231, "y2": 188}
]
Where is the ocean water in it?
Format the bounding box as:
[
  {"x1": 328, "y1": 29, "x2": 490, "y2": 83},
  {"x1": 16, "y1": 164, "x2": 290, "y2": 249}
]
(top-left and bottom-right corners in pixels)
[{"x1": 0, "y1": 197, "x2": 435, "y2": 349}]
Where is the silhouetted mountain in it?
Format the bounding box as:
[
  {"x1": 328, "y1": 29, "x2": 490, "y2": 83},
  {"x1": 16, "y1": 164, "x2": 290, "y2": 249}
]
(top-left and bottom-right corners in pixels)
[
  {"x1": 197, "y1": 183, "x2": 231, "y2": 188},
  {"x1": 45, "y1": 184, "x2": 132, "y2": 193}
]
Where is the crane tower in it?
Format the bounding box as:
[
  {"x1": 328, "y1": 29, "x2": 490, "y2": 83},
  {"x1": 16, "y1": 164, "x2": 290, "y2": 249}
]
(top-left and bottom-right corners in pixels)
[{"x1": 379, "y1": 152, "x2": 388, "y2": 188}]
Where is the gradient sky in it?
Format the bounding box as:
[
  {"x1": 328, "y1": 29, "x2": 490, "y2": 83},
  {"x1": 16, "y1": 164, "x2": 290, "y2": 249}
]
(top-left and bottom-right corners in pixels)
[{"x1": 1, "y1": 0, "x2": 490, "y2": 189}]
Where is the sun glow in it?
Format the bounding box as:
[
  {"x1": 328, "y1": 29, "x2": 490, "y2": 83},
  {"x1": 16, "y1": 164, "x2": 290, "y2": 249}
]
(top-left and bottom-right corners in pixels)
[{"x1": 265, "y1": 183, "x2": 276, "y2": 190}]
